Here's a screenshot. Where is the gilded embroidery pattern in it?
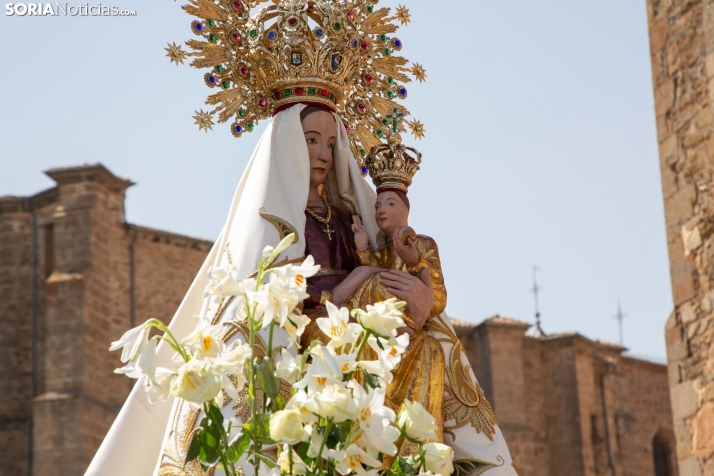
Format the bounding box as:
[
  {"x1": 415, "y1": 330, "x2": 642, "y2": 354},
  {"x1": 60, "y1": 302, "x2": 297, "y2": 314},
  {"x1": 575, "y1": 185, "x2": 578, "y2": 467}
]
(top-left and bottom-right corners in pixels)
[
  {"x1": 426, "y1": 315, "x2": 497, "y2": 441},
  {"x1": 452, "y1": 456, "x2": 504, "y2": 476},
  {"x1": 258, "y1": 207, "x2": 298, "y2": 243}
]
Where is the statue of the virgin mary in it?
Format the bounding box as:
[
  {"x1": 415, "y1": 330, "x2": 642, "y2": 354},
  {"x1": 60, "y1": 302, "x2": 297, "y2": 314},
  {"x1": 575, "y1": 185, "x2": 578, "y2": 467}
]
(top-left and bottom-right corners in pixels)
[{"x1": 86, "y1": 1, "x2": 516, "y2": 474}]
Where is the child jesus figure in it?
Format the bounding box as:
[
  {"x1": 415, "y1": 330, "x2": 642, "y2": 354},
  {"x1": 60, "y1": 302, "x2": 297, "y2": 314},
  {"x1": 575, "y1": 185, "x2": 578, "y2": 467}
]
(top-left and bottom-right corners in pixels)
[{"x1": 348, "y1": 187, "x2": 448, "y2": 448}]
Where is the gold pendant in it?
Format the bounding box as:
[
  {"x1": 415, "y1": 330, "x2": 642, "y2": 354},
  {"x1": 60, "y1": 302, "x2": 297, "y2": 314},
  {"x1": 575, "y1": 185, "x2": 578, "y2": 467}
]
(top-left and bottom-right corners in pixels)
[{"x1": 324, "y1": 223, "x2": 334, "y2": 241}]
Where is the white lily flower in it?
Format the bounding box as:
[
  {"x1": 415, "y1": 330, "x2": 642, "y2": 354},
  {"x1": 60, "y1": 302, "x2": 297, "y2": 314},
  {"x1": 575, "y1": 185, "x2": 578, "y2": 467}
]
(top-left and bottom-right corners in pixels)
[
  {"x1": 352, "y1": 298, "x2": 406, "y2": 338},
  {"x1": 275, "y1": 348, "x2": 301, "y2": 384},
  {"x1": 306, "y1": 425, "x2": 326, "y2": 458},
  {"x1": 349, "y1": 382, "x2": 399, "y2": 457},
  {"x1": 214, "y1": 343, "x2": 252, "y2": 398},
  {"x1": 181, "y1": 315, "x2": 225, "y2": 359},
  {"x1": 145, "y1": 367, "x2": 175, "y2": 404},
  {"x1": 277, "y1": 444, "x2": 308, "y2": 476},
  {"x1": 328, "y1": 444, "x2": 382, "y2": 476},
  {"x1": 285, "y1": 390, "x2": 319, "y2": 425},
  {"x1": 368, "y1": 333, "x2": 409, "y2": 370},
  {"x1": 204, "y1": 264, "x2": 244, "y2": 299},
  {"x1": 422, "y1": 442, "x2": 455, "y2": 476},
  {"x1": 397, "y1": 400, "x2": 439, "y2": 443},
  {"x1": 304, "y1": 384, "x2": 357, "y2": 423},
  {"x1": 293, "y1": 345, "x2": 343, "y2": 392},
  {"x1": 316, "y1": 302, "x2": 363, "y2": 349},
  {"x1": 271, "y1": 255, "x2": 320, "y2": 292},
  {"x1": 114, "y1": 336, "x2": 159, "y2": 380},
  {"x1": 262, "y1": 232, "x2": 295, "y2": 259},
  {"x1": 356, "y1": 359, "x2": 393, "y2": 387},
  {"x1": 110, "y1": 321, "x2": 152, "y2": 363},
  {"x1": 250, "y1": 275, "x2": 303, "y2": 329},
  {"x1": 169, "y1": 359, "x2": 222, "y2": 404},
  {"x1": 283, "y1": 312, "x2": 311, "y2": 349},
  {"x1": 333, "y1": 353, "x2": 358, "y2": 374}
]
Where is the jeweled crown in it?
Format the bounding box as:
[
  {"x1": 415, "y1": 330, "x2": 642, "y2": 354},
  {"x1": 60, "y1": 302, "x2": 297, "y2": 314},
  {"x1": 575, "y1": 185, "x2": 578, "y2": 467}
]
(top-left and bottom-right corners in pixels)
[
  {"x1": 166, "y1": 0, "x2": 426, "y2": 171},
  {"x1": 363, "y1": 109, "x2": 421, "y2": 194}
]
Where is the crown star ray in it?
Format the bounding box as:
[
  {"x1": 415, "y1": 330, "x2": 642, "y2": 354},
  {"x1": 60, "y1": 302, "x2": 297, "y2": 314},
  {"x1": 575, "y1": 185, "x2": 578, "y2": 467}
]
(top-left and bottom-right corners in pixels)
[{"x1": 168, "y1": 0, "x2": 425, "y2": 174}]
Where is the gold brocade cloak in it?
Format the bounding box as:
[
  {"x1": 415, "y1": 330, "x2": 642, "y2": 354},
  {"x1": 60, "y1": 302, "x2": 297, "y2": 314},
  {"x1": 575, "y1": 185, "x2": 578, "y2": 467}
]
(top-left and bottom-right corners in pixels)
[{"x1": 346, "y1": 235, "x2": 448, "y2": 456}]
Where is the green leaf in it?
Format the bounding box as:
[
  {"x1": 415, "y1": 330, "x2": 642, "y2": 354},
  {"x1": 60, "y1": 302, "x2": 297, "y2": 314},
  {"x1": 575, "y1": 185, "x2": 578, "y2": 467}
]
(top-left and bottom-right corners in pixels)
[
  {"x1": 226, "y1": 432, "x2": 250, "y2": 464},
  {"x1": 271, "y1": 393, "x2": 287, "y2": 412},
  {"x1": 256, "y1": 357, "x2": 280, "y2": 398},
  {"x1": 398, "y1": 457, "x2": 417, "y2": 476},
  {"x1": 375, "y1": 338, "x2": 385, "y2": 350},
  {"x1": 206, "y1": 402, "x2": 225, "y2": 425},
  {"x1": 243, "y1": 414, "x2": 275, "y2": 444},
  {"x1": 363, "y1": 371, "x2": 381, "y2": 390},
  {"x1": 185, "y1": 432, "x2": 202, "y2": 463}
]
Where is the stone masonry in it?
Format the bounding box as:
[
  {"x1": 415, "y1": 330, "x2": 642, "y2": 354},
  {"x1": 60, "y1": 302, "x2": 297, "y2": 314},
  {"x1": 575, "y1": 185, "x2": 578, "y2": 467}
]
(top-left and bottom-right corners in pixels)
[
  {"x1": 0, "y1": 164, "x2": 212, "y2": 476},
  {"x1": 646, "y1": 0, "x2": 714, "y2": 474},
  {"x1": 0, "y1": 164, "x2": 675, "y2": 475}
]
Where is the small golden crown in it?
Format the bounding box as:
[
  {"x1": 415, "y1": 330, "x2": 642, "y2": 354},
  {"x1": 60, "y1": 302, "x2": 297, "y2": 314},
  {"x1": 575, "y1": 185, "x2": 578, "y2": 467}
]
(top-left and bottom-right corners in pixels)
[
  {"x1": 363, "y1": 107, "x2": 421, "y2": 194},
  {"x1": 166, "y1": 0, "x2": 426, "y2": 169}
]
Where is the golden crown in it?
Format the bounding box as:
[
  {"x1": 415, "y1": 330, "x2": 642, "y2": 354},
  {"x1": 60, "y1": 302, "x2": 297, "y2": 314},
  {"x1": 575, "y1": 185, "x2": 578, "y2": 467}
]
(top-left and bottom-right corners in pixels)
[
  {"x1": 363, "y1": 107, "x2": 421, "y2": 194},
  {"x1": 165, "y1": 0, "x2": 426, "y2": 174}
]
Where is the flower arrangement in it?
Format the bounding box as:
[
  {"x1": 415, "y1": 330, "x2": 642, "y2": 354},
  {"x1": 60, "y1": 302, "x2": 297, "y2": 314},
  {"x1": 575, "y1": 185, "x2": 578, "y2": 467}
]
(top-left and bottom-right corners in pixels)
[{"x1": 110, "y1": 234, "x2": 454, "y2": 476}]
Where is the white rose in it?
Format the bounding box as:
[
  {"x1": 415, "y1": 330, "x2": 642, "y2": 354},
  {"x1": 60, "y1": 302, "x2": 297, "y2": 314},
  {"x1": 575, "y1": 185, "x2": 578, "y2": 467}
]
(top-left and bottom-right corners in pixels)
[
  {"x1": 269, "y1": 409, "x2": 305, "y2": 445},
  {"x1": 169, "y1": 359, "x2": 222, "y2": 404},
  {"x1": 397, "y1": 400, "x2": 438, "y2": 443},
  {"x1": 422, "y1": 442, "x2": 454, "y2": 476},
  {"x1": 352, "y1": 298, "x2": 406, "y2": 338}
]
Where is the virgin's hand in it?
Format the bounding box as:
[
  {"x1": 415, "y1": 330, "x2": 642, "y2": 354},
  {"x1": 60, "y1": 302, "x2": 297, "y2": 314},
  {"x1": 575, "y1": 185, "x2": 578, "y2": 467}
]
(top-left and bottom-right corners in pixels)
[
  {"x1": 393, "y1": 229, "x2": 419, "y2": 267},
  {"x1": 332, "y1": 266, "x2": 386, "y2": 305},
  {"x1": 351, "y1": 215, "x2": 369, "y2": 251},
  {"x1": 379, "y1": 269, "x2": 433, "y2": 328}
]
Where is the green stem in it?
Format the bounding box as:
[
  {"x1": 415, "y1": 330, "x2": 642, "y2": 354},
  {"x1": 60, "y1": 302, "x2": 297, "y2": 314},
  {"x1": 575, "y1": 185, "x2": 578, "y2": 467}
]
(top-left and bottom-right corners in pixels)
[
  {"x1": 288, "y1": 445, "x2": 294, "y2": 476},
  {"x1": 315, "y1": 421, "x2": 333, "y2": 473},
  {"x1": 354, "y1": 330, "x2": 372, "y2": 359}
]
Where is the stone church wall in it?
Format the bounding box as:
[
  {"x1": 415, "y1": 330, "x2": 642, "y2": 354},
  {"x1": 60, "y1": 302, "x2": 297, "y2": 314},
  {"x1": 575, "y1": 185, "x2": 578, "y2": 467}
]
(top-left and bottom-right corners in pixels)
[{"x1": 0, "y1": 164, "x2": 675, "y2": 476}]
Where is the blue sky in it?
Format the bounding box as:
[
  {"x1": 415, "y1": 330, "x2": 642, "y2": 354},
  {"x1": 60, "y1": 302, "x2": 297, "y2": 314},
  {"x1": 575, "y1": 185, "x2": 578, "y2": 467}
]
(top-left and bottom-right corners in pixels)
[{"x1": 0, "y1": 0, "x2": 671, "y2": 359}]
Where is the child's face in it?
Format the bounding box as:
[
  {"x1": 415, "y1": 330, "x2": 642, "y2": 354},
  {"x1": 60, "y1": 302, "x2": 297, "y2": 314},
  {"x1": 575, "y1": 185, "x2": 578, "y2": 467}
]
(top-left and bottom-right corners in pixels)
[{"x1": 375, "y1": 191, "x2": 409, "y2": 235}]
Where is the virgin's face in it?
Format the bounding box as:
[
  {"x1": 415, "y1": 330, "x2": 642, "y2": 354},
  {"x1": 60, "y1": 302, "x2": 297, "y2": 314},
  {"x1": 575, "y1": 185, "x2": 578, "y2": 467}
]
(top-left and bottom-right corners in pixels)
[
  {"x1": 375, "y1": 191, "x2": 409, "y2": 236},
  {"x1": 301, "y1": 110, "x2": 336, "y2": 189}
]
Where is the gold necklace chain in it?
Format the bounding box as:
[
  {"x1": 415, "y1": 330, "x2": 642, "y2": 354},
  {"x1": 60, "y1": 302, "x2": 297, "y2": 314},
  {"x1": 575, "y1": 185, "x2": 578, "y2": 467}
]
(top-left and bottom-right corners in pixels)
[{"x1": 305, "y1": 193, "x2": 334, "y2": 241}]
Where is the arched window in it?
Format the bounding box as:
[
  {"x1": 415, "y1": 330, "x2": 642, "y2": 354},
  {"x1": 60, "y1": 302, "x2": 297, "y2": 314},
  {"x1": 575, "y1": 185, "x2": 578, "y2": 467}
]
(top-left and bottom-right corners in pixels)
[{"x1": 653, "y1": 434, "x2": 670, "y2": 476}]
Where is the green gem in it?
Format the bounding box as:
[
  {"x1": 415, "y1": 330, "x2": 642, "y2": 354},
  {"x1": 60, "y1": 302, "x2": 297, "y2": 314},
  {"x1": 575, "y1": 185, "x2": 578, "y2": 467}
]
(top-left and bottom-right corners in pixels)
[
  {"x1": 216, "y1": 65, "x2": 223, "y2": 72},
  {"x1": 209, "y1": 34, "x2": 216, "y2": 42},
  {"x1": 222, "y1": 80, "x2": 229, "y2": 89},
  {"x1": 284, "y1": 89, "x2": 291, "y2": 96},
  {"x1": 382, "y1": 119, "x2": 389, "y2": 126},
  {"x1": 308, "y1": 87, "x2": 317, "y2": 95},
  {"x1": 388, "y1": 77, "x2": 394, "y2": 84},
  {"x1": 248, "y1": 123, "x2": 254, "y2": 131},
  {"x1": 239, "y1": 109, "x2": 246, "y2": 117},
  {"x1": 377, "y1": 130, "x2": 383, "y2": 137},
  {"x1": 249, "y1": 29, "x2": 256, "y2": 37},
  {"x1": 381, "y1": 34, "x2": 387, "y2": 41},
  {"x1": 208, "y1": 19, "x2": 215, "y2": 26},
  {"x1": 360, "y1": 149, "x2": 366, "y2": 157},
  {"x1": 385, "y1": 48, "x2": 392, "y2": 56},
  {"x1": 388, "y1": 91, "x2": 395, "y2": 98},
  {"x1": 367, "y1": 6, "x2": 373, "y2": 12},
  {"x1": 334, "y1": 22, "x2": 341, "y2": 30}
]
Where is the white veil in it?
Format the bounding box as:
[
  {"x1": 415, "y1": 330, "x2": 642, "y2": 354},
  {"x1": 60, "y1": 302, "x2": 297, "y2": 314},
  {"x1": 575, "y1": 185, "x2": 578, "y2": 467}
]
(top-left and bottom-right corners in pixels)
[{"x1": 85, "y1": 104, "x2": 379, "y2": 476}]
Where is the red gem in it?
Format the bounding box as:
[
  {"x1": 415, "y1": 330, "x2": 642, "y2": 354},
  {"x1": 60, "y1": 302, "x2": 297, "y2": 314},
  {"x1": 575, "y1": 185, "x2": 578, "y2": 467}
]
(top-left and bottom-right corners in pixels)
[
  {"x1": 240, "y1": 66, "x2": 249, "y2": 75},
  {"x1": 358, "y1": 103, "x2": 367, "y2": 113},
  {"x1": 233, "y1": 1, "x2": 242, "y2": 8},
  {"x1": 364, "y1": 74, "x2": 373, "y2": 83},
  {"x1": 396, "y1": 144, "x2": 402, "y2": 149},
  {"x1": 320, "y1": 89, "x2": 329, "y2": 97},
  {"x1": 288, "y1": 17, "x2": 297, "y2": 25},
  {"x1": 259, "y1": 98, "x2": 267, "y2": 107},
  {"x1": 295, "y1": 87, "x2": 305, "y2": 95},
  {"x1": 347, "y1": 11, "x2": 354, "y2": 20},
  {"x1": 273, "y1": 92, "x2": 281, "y2": 100},
  {"x1": 344, "y1": 125, "x2": 350, "y2": 132},
  {"x1": 232, "y1": 32, "x2": 241, "y2": 41},
  {"x1": 361, "y1": 41, "x2": 369, "y2": 50}
]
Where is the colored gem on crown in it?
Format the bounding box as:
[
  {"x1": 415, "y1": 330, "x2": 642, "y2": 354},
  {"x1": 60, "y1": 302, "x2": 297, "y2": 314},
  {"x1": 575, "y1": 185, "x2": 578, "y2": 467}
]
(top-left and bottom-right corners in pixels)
[
  {"x1": 320, "y1": 89, "x2": 329, "y2": 97},
  {"x1": 364, "y1": 74, "x2": 373, "y2": 83},
  {"x1": 315, "y1": 28, "x2": 324, "y2": 37},
  {"x1": 358, "y1": 103, "x2": 367, "y2": 113},
  {"x1": 288, "y1": 17, "x2": 297, "y2": 26},
  {"x1": 232, "y1": 1, "x2": 242, "y2": 9},
  {"x1": 347, "y1": 11, "x2": 354, "y2": 20},
  {"x1": 240, "y1": 66, "x2": 249, "y2": 75},
  {"x1": 267, "y1": 31, "x2": 276, "y2": 40},
  {"x1": 295, "y1": 87, "x2": 305, "y2": 95},
  {"x1": 232, "y1": 32, "x2": 241, "y2": 41},
  {"x1": 258, "y1": 98, "x2": 267, "y2": 107}
]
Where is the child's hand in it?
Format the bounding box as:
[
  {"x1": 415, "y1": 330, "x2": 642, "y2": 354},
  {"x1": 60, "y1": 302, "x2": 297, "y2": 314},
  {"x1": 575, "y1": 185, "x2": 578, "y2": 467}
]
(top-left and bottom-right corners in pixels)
[
  {"x1": 393, "y1": 228, "x2": 419, "y2": 267},
  {"x1": 351, "y1": 215, "x2": 369, "y2": 251}
]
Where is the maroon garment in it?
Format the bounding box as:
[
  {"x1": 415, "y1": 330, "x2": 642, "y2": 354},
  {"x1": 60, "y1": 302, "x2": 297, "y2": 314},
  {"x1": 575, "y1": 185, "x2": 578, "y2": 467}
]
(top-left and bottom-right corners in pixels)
[{"x1": 304, "y1": 206, "x2": 358, "y2": 309}]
